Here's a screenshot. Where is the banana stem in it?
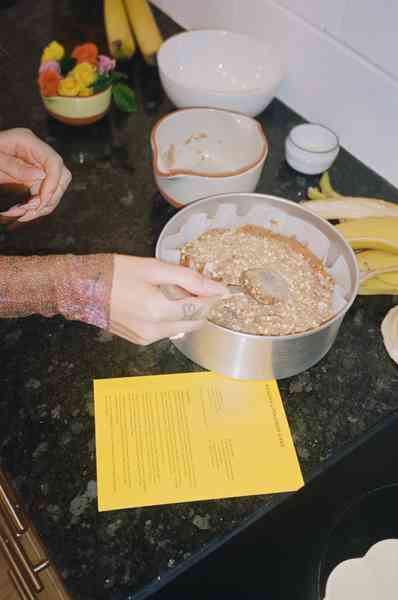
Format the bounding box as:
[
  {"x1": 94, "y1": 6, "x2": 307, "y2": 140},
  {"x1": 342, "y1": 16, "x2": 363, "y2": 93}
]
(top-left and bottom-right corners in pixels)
[{"x1": 320, "y1": 171, "x2": 343, "y2": 198}]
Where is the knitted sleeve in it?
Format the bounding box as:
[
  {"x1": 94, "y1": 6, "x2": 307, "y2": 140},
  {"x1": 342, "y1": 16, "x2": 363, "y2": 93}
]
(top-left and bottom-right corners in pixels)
[{"x1": 0, "y1": 254, "x2": 114, "y2": 329}]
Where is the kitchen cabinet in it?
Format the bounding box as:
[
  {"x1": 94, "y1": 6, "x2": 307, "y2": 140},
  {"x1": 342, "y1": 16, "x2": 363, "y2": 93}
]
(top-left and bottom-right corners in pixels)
[{"x1": 0, "y1": 470, "x2": 71, "y2": 600}]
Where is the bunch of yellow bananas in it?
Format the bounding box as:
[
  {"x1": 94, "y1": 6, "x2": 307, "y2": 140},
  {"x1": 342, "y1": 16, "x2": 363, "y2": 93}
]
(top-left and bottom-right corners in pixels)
[
  {"x1": 302, "y1": 172, "x2": 398, "y2": 296},
  {"x1": 104, "y1": 0, "x2": 163, "y2": 63}
]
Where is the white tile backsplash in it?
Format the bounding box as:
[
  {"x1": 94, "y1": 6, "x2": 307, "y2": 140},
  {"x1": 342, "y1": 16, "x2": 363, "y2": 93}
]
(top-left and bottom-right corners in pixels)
[
  {"x1": 232, "y1": 0, "x2": 287, "y2": 55},
  {"x1": 341, "y1": 0, "x2": 398, "y2": 79},
  {"x1": 276, "y1": 0, "x2": 347, "y2": 37},
  {"x1": 154, "y1": 0, "x2": 238, "y2": 31},
  {"x1": 152, "y1": 0, "x2": 398, "y2": 187}
]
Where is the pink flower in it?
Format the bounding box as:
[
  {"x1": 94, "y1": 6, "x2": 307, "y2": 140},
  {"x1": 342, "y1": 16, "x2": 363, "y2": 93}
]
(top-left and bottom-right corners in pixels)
[
  {"x1": 39, "y1": 60, "x2": 61, "y2": 75},
  {"x1": 97, "y1": 54, "x2": 116, "y2": 75}
]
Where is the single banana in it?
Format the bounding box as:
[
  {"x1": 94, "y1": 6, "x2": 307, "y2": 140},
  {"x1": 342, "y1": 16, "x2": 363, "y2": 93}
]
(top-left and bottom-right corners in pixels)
[
  {"x1": 359, "y1": 283, "x2": 398, "y2": 295},
  {"x1": 336, "y1": 217, "x2": 398, "y2": 254},
  {"x1": 359, "y1": 275, "x2": 398, "y2": 296},
  {"x1": 104, "y1": 0, "x2": 136, "y2": 60},
  {"x1": 350, "y1": 239, "x2": 398, "y2": 253},
  {"x1": 357, "y1": 250, "x2": 398, "y2": 272},
  {"x1": 306, "y1": 173, "x2": 398, "y2": 225},
  {"x1": 302, "y1": 198, "x2": 398, "y2": 220},
  {"x1": 357, "y1": 251, "x2": 398, "y2": 294},
  {"x1": 123, "y1": 0, "x2": 163, "y2": 64}
]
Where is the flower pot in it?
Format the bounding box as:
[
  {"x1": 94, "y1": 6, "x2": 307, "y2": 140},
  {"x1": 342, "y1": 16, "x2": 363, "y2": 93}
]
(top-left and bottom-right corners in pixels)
[{"x1": 41, "y1": 87, "x2": 112, "y2": 126}]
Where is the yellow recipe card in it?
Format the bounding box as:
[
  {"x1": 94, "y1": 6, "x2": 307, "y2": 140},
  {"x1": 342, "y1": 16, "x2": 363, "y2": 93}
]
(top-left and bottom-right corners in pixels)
[{"x1": 94, "y1": 372, "x2": 304, "y2": 511}]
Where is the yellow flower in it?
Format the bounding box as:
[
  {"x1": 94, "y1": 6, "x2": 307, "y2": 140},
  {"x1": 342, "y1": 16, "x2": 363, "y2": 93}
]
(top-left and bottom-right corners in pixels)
[
  {"x1": 41, "y1": 41, "x2": 65, "y2": 63},
  {"x1": 72, "y1": 62, "x2": 96, "y2": 88},
  {"x1": 58, "y1": 77, "x2": 80, "y2": 97},
  {"x1": 78, "y1": 86, "x2": 94, "y2": 97}
]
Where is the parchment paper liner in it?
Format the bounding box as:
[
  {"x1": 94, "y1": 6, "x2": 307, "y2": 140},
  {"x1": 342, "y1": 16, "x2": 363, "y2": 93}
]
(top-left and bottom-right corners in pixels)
[{"x1": 158, "y1": 202, "x2": 349, "y2": 318}]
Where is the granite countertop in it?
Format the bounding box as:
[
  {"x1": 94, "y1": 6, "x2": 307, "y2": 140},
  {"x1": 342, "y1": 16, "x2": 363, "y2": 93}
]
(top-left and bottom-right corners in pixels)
[{"x1": 0, "y1": 1, "x2": 398, "y2": 599}]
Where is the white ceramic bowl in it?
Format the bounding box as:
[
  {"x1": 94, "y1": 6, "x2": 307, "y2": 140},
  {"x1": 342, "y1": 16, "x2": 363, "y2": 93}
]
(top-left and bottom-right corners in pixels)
[
  {"x1": 157, "y1": 30, "x2": 284, "y2": 117},
  {"x1": 151, "y1": 108, "x2": 268, "y2": 208},
  {"x1": 285, "y1": 123, "x2": 340, "y2": 174}
]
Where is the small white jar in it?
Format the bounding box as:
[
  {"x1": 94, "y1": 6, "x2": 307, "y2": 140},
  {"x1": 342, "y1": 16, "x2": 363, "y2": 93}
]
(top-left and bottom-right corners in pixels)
[{"x1": 285, "y1": 123, "x2": 340, "y2": 175}]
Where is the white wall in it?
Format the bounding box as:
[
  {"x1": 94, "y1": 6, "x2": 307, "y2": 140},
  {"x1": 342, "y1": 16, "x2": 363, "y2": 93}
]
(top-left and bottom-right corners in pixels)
[{"x1": 152, "y1": 0, "x2": 398, "y2": 188}]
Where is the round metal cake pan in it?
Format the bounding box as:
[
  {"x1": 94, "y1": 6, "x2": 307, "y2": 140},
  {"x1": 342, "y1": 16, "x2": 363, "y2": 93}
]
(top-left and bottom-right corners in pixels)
[{"x1": 156, "y1": 193, "x2": 359, "y2": 380}]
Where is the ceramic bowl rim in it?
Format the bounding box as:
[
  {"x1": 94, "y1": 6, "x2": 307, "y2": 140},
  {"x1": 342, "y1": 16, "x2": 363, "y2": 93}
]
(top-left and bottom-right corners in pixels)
[
  {"x1": 151, "y1": 107, "x2": 268, "y2": 179},
  {"x1": 158, "y1": 29, "x2": 283, "y2": 97},
  {"x1": 288, "y1": 123, "x2": 340, "y2": 155},
  {"x1": 41, "y1": 86, "x2": 112, "y2": 102}
]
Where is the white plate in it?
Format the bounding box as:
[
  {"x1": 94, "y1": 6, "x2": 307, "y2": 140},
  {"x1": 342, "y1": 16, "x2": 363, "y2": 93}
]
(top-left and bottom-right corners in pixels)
[{"x1": 324, "y1": 539, "x2": 398, "y2": 600}]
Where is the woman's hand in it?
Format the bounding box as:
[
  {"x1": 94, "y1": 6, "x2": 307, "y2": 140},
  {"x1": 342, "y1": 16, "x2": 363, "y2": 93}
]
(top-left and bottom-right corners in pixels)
[
  {"x1": 0, "y1": 128, "x2": 71, "y2": 222},
  {"x1": 109, "y1": 256, "x2": 227, "y2": 345}
]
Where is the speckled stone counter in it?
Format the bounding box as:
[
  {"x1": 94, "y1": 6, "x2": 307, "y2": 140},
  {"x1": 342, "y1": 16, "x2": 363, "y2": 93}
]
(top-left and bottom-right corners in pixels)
[{"x1": 0, "y1": 2, "x2": 398, "y2": 599}]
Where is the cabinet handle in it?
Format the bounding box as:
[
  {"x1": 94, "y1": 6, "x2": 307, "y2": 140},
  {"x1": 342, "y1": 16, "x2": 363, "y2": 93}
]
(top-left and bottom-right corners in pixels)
[
  {"x1": 0, "y1": 473, "x2": 27, "y2": 534},
  {"x1": 0, "y1": 531, "x2": 49, "y2": 594}
]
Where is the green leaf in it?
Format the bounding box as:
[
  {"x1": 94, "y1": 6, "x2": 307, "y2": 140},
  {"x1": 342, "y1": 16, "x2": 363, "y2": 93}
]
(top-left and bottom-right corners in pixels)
[
  {"x1": 109, "y1": 70, "x2": 127, "y2": 84},
  {"x1": 112, "y1": 82, "x2": 137, "y2": 113},
  {"x1": 92, "y1": 74, "x2": 111, "y2": 94},
  {"x1": 60, "y1": 56, "x2": 76, "y2": 76}
]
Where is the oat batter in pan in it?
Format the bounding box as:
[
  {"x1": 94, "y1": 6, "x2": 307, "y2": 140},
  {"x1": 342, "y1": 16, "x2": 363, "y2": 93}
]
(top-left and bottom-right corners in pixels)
[{"x1": 180, "y1": 225, "x2": 335, "y2": 336}]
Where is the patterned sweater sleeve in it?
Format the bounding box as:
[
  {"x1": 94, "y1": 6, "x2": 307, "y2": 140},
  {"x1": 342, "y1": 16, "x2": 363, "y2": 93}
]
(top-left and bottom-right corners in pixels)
[{"x1": 0, "y1": 254, "x2": 114, "y2": 329}]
